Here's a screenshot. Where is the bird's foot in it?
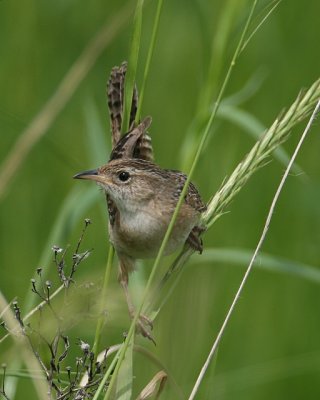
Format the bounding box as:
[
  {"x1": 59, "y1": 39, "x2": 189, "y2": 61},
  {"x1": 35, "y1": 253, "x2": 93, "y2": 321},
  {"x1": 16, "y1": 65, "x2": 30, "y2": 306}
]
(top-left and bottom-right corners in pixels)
[{"x1": 132, "y1": 313, "x2": 155, "y2": 345}]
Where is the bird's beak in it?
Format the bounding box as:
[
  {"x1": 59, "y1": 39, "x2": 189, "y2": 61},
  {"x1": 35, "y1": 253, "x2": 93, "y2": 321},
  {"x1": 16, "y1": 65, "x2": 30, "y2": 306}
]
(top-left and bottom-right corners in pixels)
[{"x1": 73, "y1": 169, "x2": 106, "y2": 184}]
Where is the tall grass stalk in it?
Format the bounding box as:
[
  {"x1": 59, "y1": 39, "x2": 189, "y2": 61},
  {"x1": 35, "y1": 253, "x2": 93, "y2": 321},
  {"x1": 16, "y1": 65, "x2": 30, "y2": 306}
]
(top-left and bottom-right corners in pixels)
[
  {"x1": 198, "y1": 0, "x2": 244, "y2": 118},
  {"x1": 122, "y1": 0, "x2": 144, "y2": 134},
  {"x1": 188, "y1": 99, "x2": 320, "y2": 400},
  {"x1": 135, "y1": 0, "x2": 164, "y2": 123},
  {"x1": 181, "y1": 0, "x2": 246, "y2": 172},
  {"x1": 172, "y1": 0, "x2": 258, "y2": 234},
  {"x1": 92, "y1": 346, "x2": 123, "y2": 400}
]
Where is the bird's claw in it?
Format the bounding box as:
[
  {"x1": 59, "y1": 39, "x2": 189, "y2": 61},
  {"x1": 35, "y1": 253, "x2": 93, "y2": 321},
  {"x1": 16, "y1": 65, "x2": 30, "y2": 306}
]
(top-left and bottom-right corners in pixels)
[
  {"x1": 134, "y1": 314, "x2": 155, "y2": 345},
  {"x1": 139, "y1": 314, "x2": 153, "y2": 329}
]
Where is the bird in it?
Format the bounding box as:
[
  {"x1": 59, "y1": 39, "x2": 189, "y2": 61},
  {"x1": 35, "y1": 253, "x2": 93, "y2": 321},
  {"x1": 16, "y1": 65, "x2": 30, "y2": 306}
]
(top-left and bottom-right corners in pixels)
[{"x1": 74, "y1": 63, "x2": 206, "y2": 342}]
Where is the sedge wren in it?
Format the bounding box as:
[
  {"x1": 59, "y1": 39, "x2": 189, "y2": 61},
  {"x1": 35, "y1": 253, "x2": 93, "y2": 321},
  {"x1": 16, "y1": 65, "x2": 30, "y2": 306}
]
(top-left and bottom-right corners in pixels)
[{"x1": 74, "y1": 63, "x2": 206, "y2": 342}]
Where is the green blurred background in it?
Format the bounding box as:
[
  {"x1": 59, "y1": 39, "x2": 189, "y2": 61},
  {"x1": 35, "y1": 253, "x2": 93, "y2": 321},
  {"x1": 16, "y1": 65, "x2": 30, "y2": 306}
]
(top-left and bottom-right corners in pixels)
[{"x1": 1, "y1": 0, "x2": 320, "y2": 398}]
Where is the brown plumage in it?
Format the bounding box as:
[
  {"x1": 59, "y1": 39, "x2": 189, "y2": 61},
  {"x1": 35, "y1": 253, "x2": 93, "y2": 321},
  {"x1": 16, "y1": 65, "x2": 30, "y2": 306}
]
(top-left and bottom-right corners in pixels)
[
  {"x1": 75, "y1": 157, "x2": 206, "y2": 267},
  {"x1": 74, "y1": 62, "x2": 206, "y2": 342}
]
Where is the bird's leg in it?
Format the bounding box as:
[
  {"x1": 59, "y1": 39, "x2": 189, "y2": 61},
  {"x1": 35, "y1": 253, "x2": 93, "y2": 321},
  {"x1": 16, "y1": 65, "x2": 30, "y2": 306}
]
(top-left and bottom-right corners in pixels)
[
  {"x1": 145, "y1": 227, "x2": 205, "y2": 315},
  {"x1": 118, "y1": 256, "x2": 155, "y2": 344}
]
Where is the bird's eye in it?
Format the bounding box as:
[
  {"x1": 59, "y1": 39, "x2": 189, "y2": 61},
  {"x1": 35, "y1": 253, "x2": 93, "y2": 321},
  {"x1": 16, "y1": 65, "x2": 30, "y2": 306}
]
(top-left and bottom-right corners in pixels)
[{"x1": 118, "y1": 171, "x2": 130, "y2": 182}]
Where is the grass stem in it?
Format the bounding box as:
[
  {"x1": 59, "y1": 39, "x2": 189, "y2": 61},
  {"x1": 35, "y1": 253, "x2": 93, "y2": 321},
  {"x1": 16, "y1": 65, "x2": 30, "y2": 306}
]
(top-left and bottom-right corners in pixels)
[
  {"x1": 135, "y1": 0, "x2": 164, "y2": 123},
  {"x1": 92, "y1": 245, "x2": 114, "y2": 355}
]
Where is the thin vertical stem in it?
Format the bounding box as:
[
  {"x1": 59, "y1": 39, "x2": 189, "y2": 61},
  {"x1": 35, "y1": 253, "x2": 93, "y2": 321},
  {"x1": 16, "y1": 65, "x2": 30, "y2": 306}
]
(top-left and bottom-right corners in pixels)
[
  {"x1": 135, "y1": 0, "x2": 164, "y2": 123},
  {"x1": 92, "y1": 245, "x2": 114, "y2": 355},
  {"x1": 122, "y1": 0, "x2": 145, "y2": 133}
]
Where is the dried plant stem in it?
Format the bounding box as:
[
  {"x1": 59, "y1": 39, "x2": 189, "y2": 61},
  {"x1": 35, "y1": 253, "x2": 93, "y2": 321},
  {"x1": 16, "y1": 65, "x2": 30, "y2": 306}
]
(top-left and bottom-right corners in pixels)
[
  {"x1": 0, "y1": 285, "x2": 64, "y2": 345},
  {"x1": 0, "y1": 291, "x2": 49, "y2": 398},
  {"x1": 0, "y1": 2, "x2": 133, "y2": 201},
  {"x1": 188, "y1": 100, "x2": 320, "y2": 400}
]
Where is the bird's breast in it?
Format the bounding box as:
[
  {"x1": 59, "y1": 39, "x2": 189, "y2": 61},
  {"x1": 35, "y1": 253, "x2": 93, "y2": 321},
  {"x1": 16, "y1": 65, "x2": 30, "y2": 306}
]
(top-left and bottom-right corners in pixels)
[{"x1": 109, "y1": 206, "x2": 197, "y2": 259}]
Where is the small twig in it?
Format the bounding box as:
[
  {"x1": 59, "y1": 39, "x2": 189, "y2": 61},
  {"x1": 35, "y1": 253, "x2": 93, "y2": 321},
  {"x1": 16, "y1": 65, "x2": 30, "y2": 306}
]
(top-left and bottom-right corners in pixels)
[
  {"x1": 0, "y1": 290, "x2": 50, "y2": 398},
  {"x1": 0, "y1": 285, "x2": 64, "y2": 345},
  {"x1": 1, "y1": 221, "x2": 91, "y2": 344},
  {"x1": 188, "y1": 100, "x2": 320, "y2": 400},
  {"x1": 70, "y1": 250, "x2": 91, "y2": 283},
  {"x1": 31, "y1": 279, "x2": 46, "y2": 302},
  {"x1": 75, "y1": 219, "x2": 91, "y2": 254},
  {"x1": 12, "y1": 302, "x2": 24, "y2": 329}
]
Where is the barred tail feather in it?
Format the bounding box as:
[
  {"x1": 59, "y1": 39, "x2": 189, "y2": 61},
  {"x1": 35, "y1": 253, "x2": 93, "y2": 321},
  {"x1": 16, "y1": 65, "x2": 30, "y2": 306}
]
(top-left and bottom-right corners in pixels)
[{"x1": 107, "y1": 61, "x2": 139, "y2": 147}]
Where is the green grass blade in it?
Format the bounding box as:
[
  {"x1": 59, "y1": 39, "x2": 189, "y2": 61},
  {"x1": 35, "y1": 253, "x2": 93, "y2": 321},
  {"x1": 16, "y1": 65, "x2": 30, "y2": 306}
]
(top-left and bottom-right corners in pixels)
[
  {"x1": 222, "y1": 68, "x2": 268, "y2": 106},
  {"x1": 179, "y1": 0, "x2": 244, "y2": 171},
  {"x1": 135, "y1": 0, "x2": 163, "y2": 123},
  {"x1": 212, "y1": 351, "x2": 320, "y2": 398},
  {"x1": 92, "y1": 246, "x2": 114, "y2": 355},
  {"x1": 122, "y1": 0, "x2": 144, "y2": 133},
  {"x1": 93, "y1": 345, "x2": 124, "y2": 400},
  {"x1": 179, "y1": 0, "x2": 280, "y2": 173},
  {"x1": 115, "y1": 336, "x2": 134, "y2": 400},
  {"x1": 240, "y1": 0, "x2": 281, "y2": 54},
  {"x1": 197, "y1": 248, "x2": 320, "y2": 284},
  {"x1": 198, "y1": 0, "x2": 245, "y2": 117}
]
